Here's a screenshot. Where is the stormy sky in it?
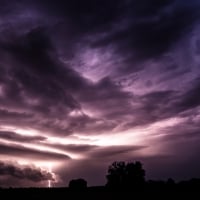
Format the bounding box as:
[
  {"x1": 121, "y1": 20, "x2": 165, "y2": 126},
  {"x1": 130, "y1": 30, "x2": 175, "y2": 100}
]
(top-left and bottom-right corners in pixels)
[{"x1": 0, "y1": 0, "x2": 200, "y2": 187}]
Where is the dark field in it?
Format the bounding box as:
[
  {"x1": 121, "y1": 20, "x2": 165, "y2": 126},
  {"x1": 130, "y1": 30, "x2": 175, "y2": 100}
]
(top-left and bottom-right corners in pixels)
[{"x1": 1, "y1": 182, "x2": 200, "y2": 200}]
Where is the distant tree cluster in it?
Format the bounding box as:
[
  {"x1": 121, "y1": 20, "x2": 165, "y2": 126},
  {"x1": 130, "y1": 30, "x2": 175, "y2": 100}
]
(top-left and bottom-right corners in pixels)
[
  {"x1": 68, "y1": 161, "x2": 145, "y2": 190},
  {"x1": 69, "y1": 178, "x2": 87, "y2": 190},
  {"x1": 66, "y1": 161, "x2": 200, "y2": 193},
  {"x1": 106, "y1": 161, "x2": 145, "y2": 189}
]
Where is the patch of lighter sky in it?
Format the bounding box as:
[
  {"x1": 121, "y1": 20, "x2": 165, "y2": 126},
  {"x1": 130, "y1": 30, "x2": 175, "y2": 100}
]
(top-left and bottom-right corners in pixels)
[
  {"x1": 45, "y1": 131, "x2": 97, "y2": 145},
  {"x1": 24, "y1": 96, "x2": 40, "y2": 106},
  {"x1": 69, "y1": 109, "x2": 84, "y2": 117},
  {"x1": 0, "y1": 117, "x2": 185, "y2": 185},
  {"x1": 79, "y1": 103, "x2": 113, "y2": 118},
  {"x1": 15, "y1": 128, "x2": 41, "y2": 136},
  {"x1": 69, "y1": 107, "x2": 101, "y2": 118},
  {"x1": 0, "y1": 125, "x2": 41, "y2": 136},
  {"x1": 45, "y1": 116, "x2": 183, "y2": 151},
  {"x1": 66, "y1": 46, "x2": 116, "y2": 82},
  {"x1": 0, "y1": 116, "x2": 184, "y2": 171},
  {"x1": 12, "y1": 159, "x2": 59, "y2": 173},
  {"x1": 70, "y1": 117, "x2": 183, "y2": 158},
  {"x1": 0, "y1": 115, "x2": 183, "y2": 148},
  {"x1": 46, "y1": 136, "x2": 89, "y2": 145},
  {"x1": 0, "y1": 85, "x2": 4, "y2": 97}
]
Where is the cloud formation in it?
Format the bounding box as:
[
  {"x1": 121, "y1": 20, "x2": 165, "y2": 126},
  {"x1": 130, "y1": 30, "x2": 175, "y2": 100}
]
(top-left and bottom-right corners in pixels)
[
  {"x1": 0, "y1": 0, "x2": 200, "y2": 186},
  {"x1": 0, "y1": 142, "x2": 70, "y2": 161},
  {"x1": 0, "y1": 131, "x2": 46, "y2": 142},
  {"x1": 0, "y1": 161, "x2": 54, "y2": 182}
]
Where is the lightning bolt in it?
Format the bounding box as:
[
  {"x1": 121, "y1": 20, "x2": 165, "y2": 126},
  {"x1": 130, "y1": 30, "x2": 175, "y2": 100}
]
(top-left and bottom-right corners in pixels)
[
  {"x1": 48, "y1": 180, "x2": 51, "y2": 188},
  {"x1": 48, "y1": 164, "x2": 52, "y2": 188}
]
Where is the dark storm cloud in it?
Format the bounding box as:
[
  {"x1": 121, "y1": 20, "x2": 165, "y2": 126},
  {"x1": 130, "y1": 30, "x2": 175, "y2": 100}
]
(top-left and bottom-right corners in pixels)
[
  {"x1": 102, "y1": 90, "x2": 177, "y2": 130},
  {"x1": 175, "y1": 79, "x2": 200, "y2": 112},
  {"x1": 31, "y1": 0, "x2": 124, "y2": 31},
  {"x1": 0, "y1": 0, "x2": 200, "y2": 65},
  {"x1": 0, "y1": 142, "x2": 70, "y2": 160},
  {"x1": 135, "y1": 91, "x2": 176, "y2": 119},
  {"x1": 158, "y1": 117, "x2": 200, "y2": 142},
  {"x1": 89, "y1": 0, "x2": 200, "y2": 62},
  {"x1": 0, "y1": 26, "x2": 137, "y2": 135},
  {"x1": 121, "y1": 83, "x2": 200, "y2": 130},
  {"x1": 140, "y1": 78, "x2": 200, "y2": 122},
  {"x1": 35, "y1": 0, "x2": 200, "y2": 66},
  {"x1": 2, "y1": 0, "x2": 197, "y2": 64},
  {"x1": 0, "y1": 27, "x2": 83, "y2": 102},
  {"x1": 0, "y1": 1, "x2": 19, "y2": 16},
  {"x1": 0, "y1": 22, "x2": 199, "y2": 136},
  {"x1": 164, "y1": 127, "x2": 200, "y2": 142},
  {"x1": 0, "y1": 109, "x2": 32, "y2": 119},
  {"x1": 0, "y1": 0, "x2": 199, "y2": 136},
  {"x1": 0, "y1": 161, "x2": 54, "y2": 182},
  {"x1": 0, "y1": 27, "x2": 86, "y2": 97},
  {"x1": 0, "y1": 131, "x2": 46, "y2": 142},
  {"x1": 0, "y1": 27, "x2": 88, "y2": 135},
  {"x1": 79, "y1": 77, "x2": 134, "y2": 120}
]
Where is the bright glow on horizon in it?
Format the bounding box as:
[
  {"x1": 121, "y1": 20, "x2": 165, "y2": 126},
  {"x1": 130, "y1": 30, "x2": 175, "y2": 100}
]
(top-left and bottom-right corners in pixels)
[{"x1": 0, "y1": 116, "x2": 187, "y2": 187}]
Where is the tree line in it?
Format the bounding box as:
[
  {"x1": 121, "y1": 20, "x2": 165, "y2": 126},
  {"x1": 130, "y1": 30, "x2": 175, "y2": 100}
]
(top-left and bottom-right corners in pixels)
[
  {"x1": 68, "y1": 160, "x2": 200, "y2": 192},
  {"x1": 69, "y1": 161, "x2": 146, "y2": 189}
]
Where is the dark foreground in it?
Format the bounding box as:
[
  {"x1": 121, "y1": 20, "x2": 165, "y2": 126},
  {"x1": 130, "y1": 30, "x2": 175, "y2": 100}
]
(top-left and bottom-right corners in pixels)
[{"x1": 1, "y1": 183, "x2": 200, "y2": 200}]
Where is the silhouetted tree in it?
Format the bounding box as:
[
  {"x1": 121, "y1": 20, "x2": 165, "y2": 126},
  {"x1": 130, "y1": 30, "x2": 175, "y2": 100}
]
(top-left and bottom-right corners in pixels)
[
  {"x1": 125, "y1": 161, "x2": 145, "y2": 186},
  {"x1": 68, "y1": 178, "x2": 87, "y2": 190},
  {"x1": 167, "y1": 178, "x2": 175, "y2": 185},
  {"x1": 106, "y1": 161, "x2": 145, "y2": 189},
  {"x1": 106, "y1": 161, "x2": 126, "y2": 188}
]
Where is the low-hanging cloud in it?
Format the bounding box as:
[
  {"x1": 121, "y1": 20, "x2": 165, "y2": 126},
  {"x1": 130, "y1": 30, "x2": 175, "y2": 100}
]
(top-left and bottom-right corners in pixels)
[
  {"x1": 0, "y1": 161, "x2": 54, "y2": 182},
  {"x1": 0, "y1": 142, "x2": 71, "y2": 161},
  {"x1": 0, "y1": 131, "x2": 46, "y2": 142}
]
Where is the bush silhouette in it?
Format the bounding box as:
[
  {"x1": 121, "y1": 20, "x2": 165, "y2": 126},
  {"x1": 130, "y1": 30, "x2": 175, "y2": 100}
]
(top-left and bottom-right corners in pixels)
[
  {"x1": 69, "y1": 178, "x2": 87, "y2": 190},
  {"x1": 106, "y1": 161, "x2": 145, "y2": 189}
]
